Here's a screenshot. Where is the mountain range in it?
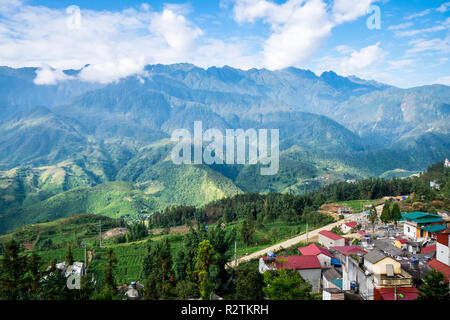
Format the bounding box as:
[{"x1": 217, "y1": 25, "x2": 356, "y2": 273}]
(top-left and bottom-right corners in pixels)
[{"x1": 0, "y1": 63, "x2": 448, "y2": 233}]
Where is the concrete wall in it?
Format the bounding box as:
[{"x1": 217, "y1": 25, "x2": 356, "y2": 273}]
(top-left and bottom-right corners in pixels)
[
  {"x1": 317, "y1": 254, "x2": 332, "y2": 268},
  {"x1": 298, "y1": 269, "x2": 322, "y2": 293},
  {"x1": 337, "y1": 253, "x2": 374, "y2": 300},
  {"x1": 404, "y1": 222, "x2": 417, "y2": 239},
  {"x1": 319, "y1": 234, "x2": 345, "y2": 248},
  {"x1": 364, "y1": 258, "x2": 401, "y2": 275},
  {"x1": 341, "y1": 224, "x2": 352, "y2": 234},
  {"x1": 437, "y1": 242, "x2": 450, "y2": 266}
]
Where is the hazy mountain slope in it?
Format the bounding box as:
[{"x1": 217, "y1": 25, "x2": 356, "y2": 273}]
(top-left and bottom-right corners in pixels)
[
  {"x1": 0, "y1": 66, "x2": 103, "y2": 109},
  {"x1": 332, "y1": 85, "x2": 450, "y2": 147},
  {"x1": 0, "y1": 106, "x2": 90, "y2": 169}
]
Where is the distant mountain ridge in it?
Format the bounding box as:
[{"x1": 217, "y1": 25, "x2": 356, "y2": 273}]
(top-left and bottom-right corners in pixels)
[{"x1": 0, "y1": 63, "x2": 448, "y2": 233}]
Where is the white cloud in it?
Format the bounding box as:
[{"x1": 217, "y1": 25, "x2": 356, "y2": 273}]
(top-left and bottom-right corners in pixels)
[
  {"x1": 0, "y1": 1, "x2": 217, "y2": 84},
  {"x1": 33, "y1": 64, "x2": 72, "y2": 85},
  {"x1": 232, "y1": 0, "x2": 376, "y2": 70},
  {"x1": 407, "y1": 37, "x2": 450, "y2": 54},
  {"x1": 434, "y1": 75, "x2": 450, "y2": 86},
  {"x1": 149, "y1": 9, "x2": 203, "y2": 52},
  {"x1": 405, "y1": 9, "x2": 431, "y2": 20},
  {"x1": 394, "y1": 18, "x2": 450, "y2": 37},
  {"x1": 315, "y1": 42, "x2": 386, "y2": 77},
  {"x1": 436, "y1": 2, "x2": 450, "y2": 13},
  {"x1": 386, "y1": 59, "x2": 414, "y2": 70},
  {"x1": 387, "y1": 22, "x2": 413, "y2": 30},
  {"x1": 340, "y1": 42, "x2": 386, "y2": 72},
  {"x1": 332, "y1": 0, "x2": 375, "y2": 24}
]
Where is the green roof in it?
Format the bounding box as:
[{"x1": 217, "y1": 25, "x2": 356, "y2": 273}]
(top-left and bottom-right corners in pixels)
[
  {"x1": 329, "y1": 279, "x2": 343, "y2": 290},
  {"x1": 421, "y1": 224, "x2": 446, "y2": 233},
  {"x1": 401, "y1": 212, "x2": 443, "y2": 223}
]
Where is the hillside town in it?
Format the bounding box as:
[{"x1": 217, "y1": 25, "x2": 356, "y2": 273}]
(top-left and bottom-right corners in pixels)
[{"x1": 258, "y1": 204, "x2": 450, "y2": 300}]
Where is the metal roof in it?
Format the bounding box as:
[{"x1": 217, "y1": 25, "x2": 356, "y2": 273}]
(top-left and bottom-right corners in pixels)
[
  {"x1": 401, "y1": 212, "x2": 443, "y2": 223},
  {"x1": 364, "y1": 250, "x2": 388, "y2": 264},
  {"x1": 323, "y1": 267, "x2": 342, "y2": 280},
  {"x1": 421, "y1": 224, "x2": 446, "y2": 233}
]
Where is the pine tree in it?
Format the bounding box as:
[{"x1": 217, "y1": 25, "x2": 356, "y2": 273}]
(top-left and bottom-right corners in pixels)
[
  {"x1": 27, "y1": 253, "x2": 42, "y2": 292},
  {"x1": 240, "y1": 219, "x2": 254, "y2": 246},
  {"x1": 391, "y1": 203, "x2": 402, "y2": 227},
  {"x1": 368, "y1": 207, "x2": 378, "y2": 232},
  {"x1": 0, "y1": 240, "x2": 28, "y2": 300},
  {"x1": 380, "y1": 202, "x2": 392, "y2": 224},
  {"x1": 195, "y1": 240, "x2": 216, "y2": 300}
]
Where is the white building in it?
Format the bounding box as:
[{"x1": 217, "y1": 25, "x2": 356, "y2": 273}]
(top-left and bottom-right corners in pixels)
[
  {"x1": 318, "y1": 230, "x2": 345, "y2": 248},
  {"x1": 56, "y1": 261, "x2": 84, "y2": 277},
  {"x1": 341, "y1": 222, "x2": 358, "y2": 234}
]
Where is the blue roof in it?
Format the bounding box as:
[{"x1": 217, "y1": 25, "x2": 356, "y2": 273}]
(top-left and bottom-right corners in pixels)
[{"x1": 331, "y1": 258, "x2": 342, "y2": 266}]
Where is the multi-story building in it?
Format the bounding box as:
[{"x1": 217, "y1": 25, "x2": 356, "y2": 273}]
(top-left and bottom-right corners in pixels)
[{"x1": 401, "y1": 212, "x2": 445, "y2": 242}]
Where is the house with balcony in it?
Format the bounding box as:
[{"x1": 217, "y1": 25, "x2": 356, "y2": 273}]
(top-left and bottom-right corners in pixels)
[
  {"x1": 401, "y1": 212, "x2": 445, "y2": 242},
  {"x1": 330, "y1": 248, "x2": 416, "y2": 300}
]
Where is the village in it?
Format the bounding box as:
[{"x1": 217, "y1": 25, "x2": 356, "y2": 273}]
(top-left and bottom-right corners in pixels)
[{"x1": 257, "y1": 200, "x2": 450, "y2": 300}]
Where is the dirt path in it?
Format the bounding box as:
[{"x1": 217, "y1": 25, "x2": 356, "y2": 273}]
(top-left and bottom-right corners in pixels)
[{"x1": 227, "y1": 205, "x2": 384, "y2": 268}]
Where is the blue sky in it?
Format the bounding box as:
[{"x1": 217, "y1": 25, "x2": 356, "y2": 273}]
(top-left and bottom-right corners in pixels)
[{"x1": 1, "y1": 0, "x2": 449, "y2": 87}]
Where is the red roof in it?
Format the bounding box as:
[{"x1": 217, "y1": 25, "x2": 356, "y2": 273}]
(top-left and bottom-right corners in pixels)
[
  {"x1": 374, "y1": 287, "x2": 418, "y2": 300},
  {"x1": 319, "y1": 230, "x2": 345, "y2": 241},
  {"x1": 395, "y1": 238, "x2": 408, "y2": 244},
  {"x1": 427, "y1": 259, "x2": 450, "y2": 282},
  {"x1": 298, "y1": 244, "x2": 334, "y2": 258},
  {"x1": 274, "y1": 255, "x2": 321, "y2": 270},
  {"x1": 331, "y1": 245, "x2": 365, "y2": 256},
  {"x1": 344, "y1": 222, "x2": 358, "y2": 228},
  {"x1": 357, "y1": 230, "x2": 367, "y2": 236},
  {"x1": 437, "y1": 232, "x2": 449, "y2": 246},
  {"x1": 421, "y1": 244, "x2": 436, "y2": 254}
]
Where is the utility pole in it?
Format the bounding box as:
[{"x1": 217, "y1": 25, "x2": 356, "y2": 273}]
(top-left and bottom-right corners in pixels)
[
  {"x1": 81, "y1": 241, "x2": 87, "y2": 276},
  {"x1": 394, "y1": 284, "x2": 397, "y2": 300},
  {"x1": 234, "y1": 240, "x2": 237, "y2": 267},
  {"x1": 306, "y1": 223, "x2": 309, "y2": 242}
]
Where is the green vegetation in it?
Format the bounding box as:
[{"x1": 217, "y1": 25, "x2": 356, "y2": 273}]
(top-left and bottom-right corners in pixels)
[
  {"x1": 262, "y1": 269, "x2": 315, "y2": 300},
  {"x1": 417, "y1": 269, "x2": 450, "y2": 300}
]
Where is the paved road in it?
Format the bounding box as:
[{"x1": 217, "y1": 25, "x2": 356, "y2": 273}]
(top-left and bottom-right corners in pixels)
[{"x1": 228, "y1": 204, "x2": 384, "y2": 268}]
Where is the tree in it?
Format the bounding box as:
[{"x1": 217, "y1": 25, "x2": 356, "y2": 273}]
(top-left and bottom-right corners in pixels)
[
  {"x1": 65, "y1": 241, "x2": 74, "y2": 268},
  {"x1": 368, "y1": 207, "x2": 378, "y2": 232},
  {"x1": 142, "y1": 239, "x2": 175, "y2": 299},
  {"x1": 391, "y1": 203, "x2": 402, "y2": 227},
  {"x1": 0, "y1": 240, "x2": 28, "y2": 300},
  {"x1": 262, "y1": 269, "x2": 312, "y2": 300},
  {"x1": 40, "y1": 267, "x2": 73, "y2": 300},
  {"x1": 27, "y1": 253, "x2": 42, "y2": 293},
  {"x1": 240, "y1": 219, "x2": 254, "y2": 246},
  {"x1": 102, "y1": 248, "x2": 118, "y2": 299},
  {"x1": 195, "y1": 240, "x2": 216, "y2": 300},
  {"x1": 417, "y1": 269, "x2": 450, "y2": 300},
  {"x1": 233, "y1": 263, "x2": 264, "y2": 300},
  {"x1": 380, "y1": 202, "x2": 392, "y2": 224}
]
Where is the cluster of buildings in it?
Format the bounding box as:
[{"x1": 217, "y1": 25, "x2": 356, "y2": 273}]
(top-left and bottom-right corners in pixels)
[{"x1": 259, "y1": 211, "x2": 450, "y2": 300}]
